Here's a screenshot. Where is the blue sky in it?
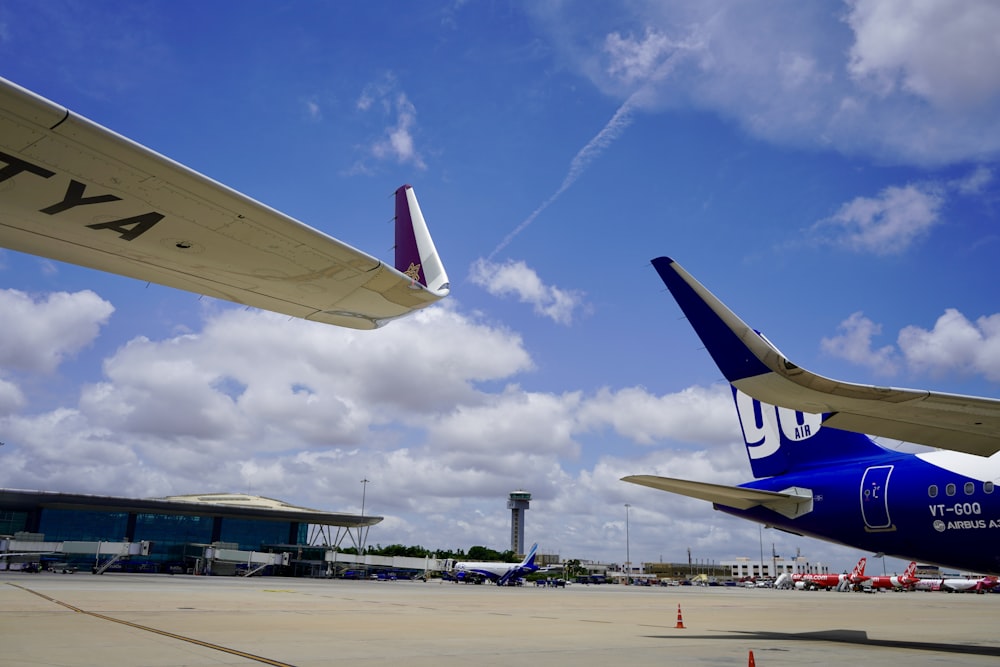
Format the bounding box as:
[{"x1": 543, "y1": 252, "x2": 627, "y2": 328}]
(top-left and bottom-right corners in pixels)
[{"x1": 1, "y1": 1, "x2": 999, "y2": 574}]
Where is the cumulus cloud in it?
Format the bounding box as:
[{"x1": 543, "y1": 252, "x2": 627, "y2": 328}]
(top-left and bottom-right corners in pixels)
[
  {"x1": 898, "y1": 309, "x2": 1000, "y2": 382},
  {"x1": 355, "y1": 74, "x2": 426, "y2": 170},
  {"x1": 529, "y1": 0, "x2": 1000, "y2": 165},
  {"x1": 577, "y1": 384, "x2": 738, "y2": 446},
  {"x1": 0, "y1": 288, "x2": 113, "y2": 374},
  {"x1": 812, "y1": 183, "x2": 944, "y2": 255},
  {"x1": 821, "y1": 312, "x2": 899, "y2": 376},
  {"x1": 0, "y1": 378, "x2": 25, "y2": 416},
  {"x1": 819, "y1": 307, "x2": 1000, "y2": 384},
  {"x1": 0, "y1": 293, "x2": 763, "y2": 561},
  {"x1": 846, "y1": 0, "x2": 1000, "y2": 111},
  {"x1": 809, "y1": 164, "x2": 991, "y2": 255},
  {"x1": 469, "y1": 258, "x2": 587, "y2": 325}
]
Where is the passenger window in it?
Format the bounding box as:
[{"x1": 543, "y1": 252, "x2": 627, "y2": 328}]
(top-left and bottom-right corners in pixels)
[
  {"x1": 965, "y1": 482, "x2": 975, "y2": 495},
  {"x1": 928, "y1": 485, "x2": 938, "y2": 498},
  {"x1": 946, "y1": 483, "x2": 956, "y2": 496},
  {"x1": 986, "y1": 482, "x2": 995, "y2": 494}
]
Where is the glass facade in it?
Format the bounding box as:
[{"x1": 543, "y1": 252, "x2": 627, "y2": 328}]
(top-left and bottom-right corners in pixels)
[
  {"x1": 133, "y1": 513, "x2": 215, "y2": 561},
  {"x1": 39, "y1": 509, "x2": 130, "y2": 542},
  {"x1": 220, "y1": 517, "x2": 293, "y2": 551},
  {"x1": 0, "y1": 510, "x2": 27, "y2": 535},
  {"x1": 2, "y1": 494, "x2": 323, "y2": 575}
]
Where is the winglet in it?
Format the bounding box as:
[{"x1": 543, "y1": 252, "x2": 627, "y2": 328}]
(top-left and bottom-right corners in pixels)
[{"x1": 395, "y1": 185, "x2": 450, "y2": 296}]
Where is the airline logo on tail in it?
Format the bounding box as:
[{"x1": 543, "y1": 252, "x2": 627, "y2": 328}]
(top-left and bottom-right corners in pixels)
[
  {"x1": 850, "y1": 557, "x2": 867, "y2": 583},
  {"x1": 732, "y1": 387, "x2": 890, "y2": 479},
  {"x1": 735, "y1": 388, "x2": 823, "y2": 461}
]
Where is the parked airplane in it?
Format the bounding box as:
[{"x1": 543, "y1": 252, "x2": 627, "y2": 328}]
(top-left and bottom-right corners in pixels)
[
  {"x1": 623, "y1": 257, "x2": 1000, "y2": 575},
  {"x1": 864, "y1": 561, "x2": 919, "y2": 591},
  {"x1": 789, "y1": 557, "x2": 867, "y2": 590},
  {"x1": 452, "y1": 543, "x2": 539, "y2": 585},
  {"x1": 914, "y1": 574, "x2": 998, "y2": 593},
  {"x1": 0, "y1": 77, "x2": 449, "y2": 329}
]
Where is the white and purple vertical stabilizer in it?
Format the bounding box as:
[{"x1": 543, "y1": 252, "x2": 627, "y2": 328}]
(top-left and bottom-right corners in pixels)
[{"x1": 394, "y1": 185, "x2": 450, "y2": 297}]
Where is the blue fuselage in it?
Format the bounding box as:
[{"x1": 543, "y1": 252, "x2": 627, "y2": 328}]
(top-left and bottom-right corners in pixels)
[{"x1": 729, "y1": 452, "x2": 1000, "y2": 574}]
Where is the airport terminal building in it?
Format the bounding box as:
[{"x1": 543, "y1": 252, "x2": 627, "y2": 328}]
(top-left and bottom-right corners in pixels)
[{"x1": 0, "y1": 488, "x2": 381, "y2": 575}]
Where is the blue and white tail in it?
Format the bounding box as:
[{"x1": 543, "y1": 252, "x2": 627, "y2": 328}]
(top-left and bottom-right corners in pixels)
[
  {"x1": 520, "y1": 542, "x2": 539, "y2": 571},
  {"x1": 733, "y1": 387, "x2": 890, "y2": 478}
]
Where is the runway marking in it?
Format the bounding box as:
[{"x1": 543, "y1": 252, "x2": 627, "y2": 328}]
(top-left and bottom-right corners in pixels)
[{"x1": 7, "y1": 583, "x2": 298, "y2": 667}]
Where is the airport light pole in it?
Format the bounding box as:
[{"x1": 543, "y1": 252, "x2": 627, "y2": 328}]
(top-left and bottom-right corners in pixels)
[
  {"x1": 624, "y1": 503, "x2": 631, "y2": 584},
  {"x1": 360, "y1": 478, "x2": 369, "y2": 518},
  {"x1": 875, "y1": 551, "x2": 886, "y2": 576},
  {"x1": 360, "y1": 478, "x2": 370, "y2": 575}
]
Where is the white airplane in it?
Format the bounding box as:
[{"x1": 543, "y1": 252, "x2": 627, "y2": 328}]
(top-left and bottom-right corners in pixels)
[
  {"x1": 0, "y1": 77, "x2": 449, "y2": 329},
  {"x1": 624, "y1": 257, "x2": 1000, "y2": 575},
  {"x1": 914, "y1": 574, "x2": 998, "y2": 593},
  {"x1": 452, "y1": 543, "x2": 539, "y2": 586}
]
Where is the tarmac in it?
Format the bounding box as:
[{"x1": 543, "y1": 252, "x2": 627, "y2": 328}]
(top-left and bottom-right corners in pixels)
[{"x1": 2, "y1": 572, "x2": 999, "y2": 666}]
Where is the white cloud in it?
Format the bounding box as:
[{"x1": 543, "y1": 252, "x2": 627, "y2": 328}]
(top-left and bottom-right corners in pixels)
[
  {"x1": 0, "y1": 288, "x2": 113, "y2": 374},
  {"x1": 813, "y1": 183, "x2": 944, "y2": 255},
  {"x1": 577, "y1": 384, "x2": 738, "y2": 446},
  {"x1": 846, "y1": 0, "x2": 1000, "y2": 110},
  {"x1": 821, "y1": 312, "x2": 899, "y2": 376},
  {"x1": 0, "y1": 377, "x2": 25, "y2": 415},
  {"x1": 469, "y1": 258, "x2": 587, "y2": 325},
  {"x1": 0, "y1": 294, "x2": 770, "y2": 562},
  {"x1": 529, "y1": 0, "x2": 1000, "y2": 165},
  {"x1": 356, "y1": 75, "x2": 426, "y2": 170},
  {"x1": 952, "y1": 165, "x2": 993, "y2": 195},
  {"x1": 898, "y1": 309, "x2": 1000, "y2": 382},
  {"x1": 820, "y1": 307, "x2": 1000, "y2": 384},
  {"x1": 304, "y1": 97, "x2": 321, "y2": 121},
  {"x1": 604, "y1": 28, "x2": 677, "y2": 84}
]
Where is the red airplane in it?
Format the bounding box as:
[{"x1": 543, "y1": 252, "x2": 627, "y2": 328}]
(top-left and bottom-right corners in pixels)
[
  {"x1": 791, "y1": 557, "x2": 867, "y2": 590},
  {"x1": 865, "y1": 561, "x2": 919, "y2": 591}
]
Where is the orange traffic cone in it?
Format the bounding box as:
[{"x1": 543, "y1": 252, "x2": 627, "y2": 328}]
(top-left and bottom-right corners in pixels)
[
  {"x1": 748, "y1": 649, "x2": 755, "y2": 666},
  {"x1": 675, "y1": 603, "x2": 686, "y2": 629}
]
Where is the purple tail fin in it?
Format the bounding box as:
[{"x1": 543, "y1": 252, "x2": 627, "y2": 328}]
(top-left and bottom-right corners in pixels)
[{"x1": 394, "y1": 184, "x2": 426, "y2": 286}]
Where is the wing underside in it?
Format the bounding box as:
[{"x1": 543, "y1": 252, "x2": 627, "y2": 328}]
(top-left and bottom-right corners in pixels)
[
  {"x1": 652, "y1": 256, "x2": 1000, "y2": 456},
  {"x1": 622, "y1": 474, "x2": 813, "y2": 519},
  {"x1": 0, "y1": 77, "x2": 448, "y2": 330}
]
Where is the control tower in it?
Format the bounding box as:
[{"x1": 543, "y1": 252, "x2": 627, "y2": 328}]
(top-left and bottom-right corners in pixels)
[{"x1": 507, "y1": 490, "x2": 531, "y2": 555}]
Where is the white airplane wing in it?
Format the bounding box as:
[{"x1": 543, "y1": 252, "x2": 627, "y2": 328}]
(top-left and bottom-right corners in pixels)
[
  {"x1": 0, "y1": 77, "x2": 449, "y2": 330},
  {"x1": 652, "y1": 256, "x2": 1000, "y2": 456},
  {"x1": 622, "y1": 475, "x2": 813, "y2": 519}
]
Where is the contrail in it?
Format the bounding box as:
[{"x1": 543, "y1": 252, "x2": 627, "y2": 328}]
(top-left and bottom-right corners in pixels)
[
  {"x1": 488, "y1": 98, "x2": 637, "y2": 261},
  {"x1": 488, "y1": 46, "x2": 688, "y2": 260}
]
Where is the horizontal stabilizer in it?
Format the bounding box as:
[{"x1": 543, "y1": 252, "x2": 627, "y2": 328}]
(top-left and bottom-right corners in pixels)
[
  {"x1": 622, "y1": 475, "x2": 813, "y2": 519},
  {"x1": 652, "y1": 256, "x2": 1000, "y2": 456}
]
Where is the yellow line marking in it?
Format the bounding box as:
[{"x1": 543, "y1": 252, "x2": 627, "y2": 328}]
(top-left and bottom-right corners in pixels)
[{"x1": 7, "y1": 583, "x2": 296, "y2": 667}]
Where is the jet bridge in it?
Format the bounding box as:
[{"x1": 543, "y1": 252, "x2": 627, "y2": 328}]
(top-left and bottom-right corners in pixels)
[
  {"x1": 0, "y1": 537, "x2": 151, "y2": 573},
  {"x1": 202, "y1": 545, "x2": 291, "y2": 577}
]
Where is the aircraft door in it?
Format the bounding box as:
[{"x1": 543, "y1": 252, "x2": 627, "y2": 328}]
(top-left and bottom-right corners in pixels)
[{"x1": 860, "y1": 465, "x2": 893, "y2": 530}]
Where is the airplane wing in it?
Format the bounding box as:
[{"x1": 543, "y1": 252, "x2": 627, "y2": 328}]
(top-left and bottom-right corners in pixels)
[
  {"x1": 0, "y1": 77, "x2": 449, "y2": 330},
  {"x1": 622, "y1": 475, "x2": 813, "y2": 519},
  {"x1": 652, "y1": 256, "x2": 1000, "y2": 456}
]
